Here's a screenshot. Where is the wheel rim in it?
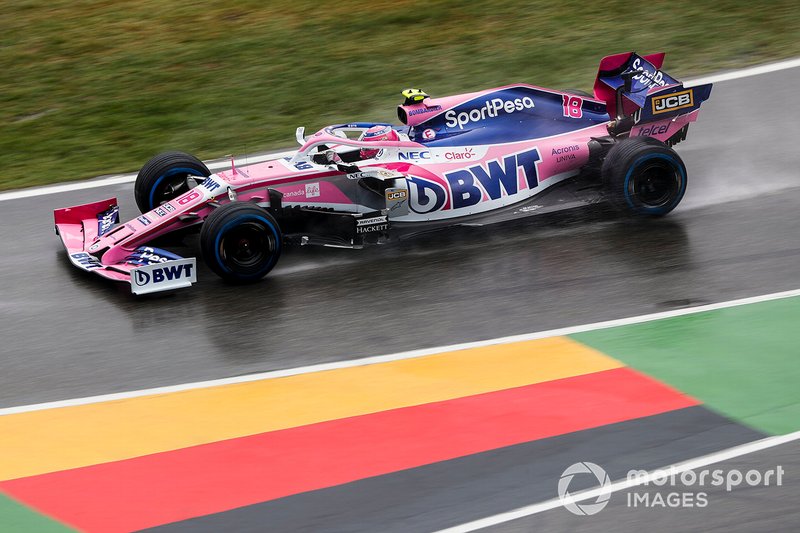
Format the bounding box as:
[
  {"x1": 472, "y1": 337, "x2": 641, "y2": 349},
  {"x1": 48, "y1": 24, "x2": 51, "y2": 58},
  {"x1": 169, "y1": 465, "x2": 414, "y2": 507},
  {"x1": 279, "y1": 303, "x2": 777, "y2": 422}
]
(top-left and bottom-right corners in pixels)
[
  {"x1": 630, "y1": 160, "x2": 680, "y2": 208},
  {"x1": 220, "y1": 222, "x2": 275, "y2": 270}
]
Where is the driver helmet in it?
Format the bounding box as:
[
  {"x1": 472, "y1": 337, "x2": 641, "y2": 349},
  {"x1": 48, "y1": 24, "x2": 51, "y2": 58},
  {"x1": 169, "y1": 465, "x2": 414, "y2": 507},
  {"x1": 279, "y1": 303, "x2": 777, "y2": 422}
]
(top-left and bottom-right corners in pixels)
[{"x1": 359, "y1": 125, "x2": 399, "y2": 159}]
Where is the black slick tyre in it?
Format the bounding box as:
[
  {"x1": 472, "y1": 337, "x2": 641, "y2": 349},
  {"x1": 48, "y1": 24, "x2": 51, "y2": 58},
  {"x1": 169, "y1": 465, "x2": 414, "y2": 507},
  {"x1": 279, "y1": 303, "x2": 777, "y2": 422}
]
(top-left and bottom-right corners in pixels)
[
  {"x1": 200, "y1": 203, "x2": 282, "y2": 283},
  {"x1": 134, "y1": 151, "x2": 210, "y2": 213},
  {"x1": 602, "y1": 136, "x2": 687, "y2": 216}
]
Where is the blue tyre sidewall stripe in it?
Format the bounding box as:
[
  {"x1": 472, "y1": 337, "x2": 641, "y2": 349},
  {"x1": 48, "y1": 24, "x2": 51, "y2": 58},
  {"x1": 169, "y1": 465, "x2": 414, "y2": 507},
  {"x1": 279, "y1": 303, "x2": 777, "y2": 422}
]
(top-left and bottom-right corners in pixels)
[
  {"x1": 623, "y1": 153, "x2": 686, "y2": 215},
  {"x1": 213, "y1": 214, "x2": 281, "y2": 276}
]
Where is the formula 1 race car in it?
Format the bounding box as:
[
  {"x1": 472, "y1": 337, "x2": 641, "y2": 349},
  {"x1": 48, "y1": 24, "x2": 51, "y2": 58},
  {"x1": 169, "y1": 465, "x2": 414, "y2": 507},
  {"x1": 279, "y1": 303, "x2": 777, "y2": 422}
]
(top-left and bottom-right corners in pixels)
[{"x1": 54, "y1": 52, "x2": 712, "y2": 294}]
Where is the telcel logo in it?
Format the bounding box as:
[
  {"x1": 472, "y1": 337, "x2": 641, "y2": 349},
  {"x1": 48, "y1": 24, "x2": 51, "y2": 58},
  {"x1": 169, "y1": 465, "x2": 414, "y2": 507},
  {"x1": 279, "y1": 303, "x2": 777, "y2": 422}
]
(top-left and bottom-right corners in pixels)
[
  {"x1": 445, "y1": 97, "x2": 535, "y2": 130},
  {"x1": 652, "y1": 89, "x2": 694, "y2": 114}
]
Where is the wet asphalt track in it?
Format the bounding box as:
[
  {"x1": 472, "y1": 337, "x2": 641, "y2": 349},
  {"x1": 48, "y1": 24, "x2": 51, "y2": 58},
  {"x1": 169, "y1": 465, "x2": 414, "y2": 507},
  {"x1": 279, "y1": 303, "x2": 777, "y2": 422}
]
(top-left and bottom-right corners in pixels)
[{"x1": 1, "y1": 63, "x2": 799, "y2": 531}]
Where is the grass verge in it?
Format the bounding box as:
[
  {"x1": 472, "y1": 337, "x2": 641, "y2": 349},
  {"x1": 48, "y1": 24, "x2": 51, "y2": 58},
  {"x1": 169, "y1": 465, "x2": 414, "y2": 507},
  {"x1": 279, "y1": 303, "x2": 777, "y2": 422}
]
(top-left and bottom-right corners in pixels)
[{"x1": 1, "y1": 0, "x2": 798, "y2": 190}]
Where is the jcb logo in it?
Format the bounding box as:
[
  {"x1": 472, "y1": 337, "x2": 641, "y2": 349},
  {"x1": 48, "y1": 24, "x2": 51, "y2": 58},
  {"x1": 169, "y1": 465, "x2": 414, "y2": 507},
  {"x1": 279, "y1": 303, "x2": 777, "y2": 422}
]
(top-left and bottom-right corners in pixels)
[
  {"x1": 652, "y1": 89, "x2": 694, "y2": 114},
  {"x1": 386, "y1": 190, "x2": 408, "y2": 201}
]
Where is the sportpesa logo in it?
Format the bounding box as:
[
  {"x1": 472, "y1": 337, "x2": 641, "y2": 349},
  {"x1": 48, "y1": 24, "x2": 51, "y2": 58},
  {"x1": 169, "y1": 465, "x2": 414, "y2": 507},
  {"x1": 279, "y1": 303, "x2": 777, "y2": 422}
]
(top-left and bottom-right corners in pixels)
[{"x1": 445, "y1": 97, "x2": 535, "y2": 130}]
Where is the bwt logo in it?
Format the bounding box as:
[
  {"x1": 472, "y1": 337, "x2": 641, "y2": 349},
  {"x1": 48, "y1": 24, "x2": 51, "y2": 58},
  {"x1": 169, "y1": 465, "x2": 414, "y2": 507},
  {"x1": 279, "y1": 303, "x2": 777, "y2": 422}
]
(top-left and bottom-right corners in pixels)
[
  {"x1": 407, "y1": 148, "x2": 541, "y2": 213},
  {"x1": 652, "y1": 89, "x2": 694, "y2": 114},
  {"x1": 444, "y1": 148, "x2": 540, "y2": 209},
  {"x1": 133, "y1": 264, "x2": 193, "y2": 286},
  {"x1": 202, "y1": 179, "x2": 221, "y2": 192}
]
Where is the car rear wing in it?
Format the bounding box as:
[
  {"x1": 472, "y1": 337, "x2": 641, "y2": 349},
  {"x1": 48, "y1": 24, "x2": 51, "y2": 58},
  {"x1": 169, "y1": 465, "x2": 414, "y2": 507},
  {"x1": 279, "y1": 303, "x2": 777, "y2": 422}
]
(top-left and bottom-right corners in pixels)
[
  {"x1": 593, "y1": 52, "x2": 709, "y2": 116},
  {"x1": 592, "y1": 52, "x2": 712, "y2": 141}
]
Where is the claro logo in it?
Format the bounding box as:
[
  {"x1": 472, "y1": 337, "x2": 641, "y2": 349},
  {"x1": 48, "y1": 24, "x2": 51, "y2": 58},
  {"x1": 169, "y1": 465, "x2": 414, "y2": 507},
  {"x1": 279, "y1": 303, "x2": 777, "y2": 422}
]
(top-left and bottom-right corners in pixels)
[
  {"x1": 652, "y1": 89, "x2": 694, "y2": 114},
  {"x1": 133, "y1": 263, "x2": 194, "y2": 286},
  {"x1": 445, "y1": 97, "x2": 535, "y2": 130}
]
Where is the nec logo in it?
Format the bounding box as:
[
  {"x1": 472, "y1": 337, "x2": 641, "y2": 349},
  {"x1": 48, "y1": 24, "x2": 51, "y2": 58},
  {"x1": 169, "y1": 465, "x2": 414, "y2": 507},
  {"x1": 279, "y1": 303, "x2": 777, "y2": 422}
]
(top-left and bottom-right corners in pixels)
[
  {"x1": 652, "y1": 89, "x2": 694, "y2": 114},
  {"x1": 133, "y1": 263, "x2": 193, "y2": 286},
  {"x1": 398, "y1": 151, "x2": 431, "y2": 161}
]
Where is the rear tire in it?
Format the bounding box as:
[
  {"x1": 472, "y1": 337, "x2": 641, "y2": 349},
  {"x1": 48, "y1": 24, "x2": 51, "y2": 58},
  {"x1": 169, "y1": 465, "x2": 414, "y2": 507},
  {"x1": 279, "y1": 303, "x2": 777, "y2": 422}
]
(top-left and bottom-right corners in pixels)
[
  {"x1": 200, "y1": 203, "x2": 282, "y2": 283},
  {"x1": 134, "y1": 151, "x2": 210, "y2": 213},
  {"x1": 602, "y1": 137, "x2": 687, "y2": 216}
]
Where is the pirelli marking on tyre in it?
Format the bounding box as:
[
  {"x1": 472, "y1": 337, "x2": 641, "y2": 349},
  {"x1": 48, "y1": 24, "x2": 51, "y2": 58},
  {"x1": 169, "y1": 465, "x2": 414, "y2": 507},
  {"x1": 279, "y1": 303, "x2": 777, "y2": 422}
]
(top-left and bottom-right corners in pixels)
[{"x1": 652, "y1": 89, "x2": 694, "y2": 114}]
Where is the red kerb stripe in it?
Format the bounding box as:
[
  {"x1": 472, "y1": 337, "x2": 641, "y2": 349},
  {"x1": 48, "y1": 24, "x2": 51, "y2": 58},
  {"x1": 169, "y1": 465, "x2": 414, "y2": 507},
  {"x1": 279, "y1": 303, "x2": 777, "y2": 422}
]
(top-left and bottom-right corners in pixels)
[{"x1": 1, "y1": 367, "x2": 696, "y2": 532}]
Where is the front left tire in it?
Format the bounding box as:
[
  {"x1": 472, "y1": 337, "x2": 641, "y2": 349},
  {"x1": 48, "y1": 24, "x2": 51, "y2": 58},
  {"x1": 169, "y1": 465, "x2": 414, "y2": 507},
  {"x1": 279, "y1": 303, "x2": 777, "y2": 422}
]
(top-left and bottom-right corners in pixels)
[{"x1": 134, "y1": 151, "x2": 210, "y2": 213}]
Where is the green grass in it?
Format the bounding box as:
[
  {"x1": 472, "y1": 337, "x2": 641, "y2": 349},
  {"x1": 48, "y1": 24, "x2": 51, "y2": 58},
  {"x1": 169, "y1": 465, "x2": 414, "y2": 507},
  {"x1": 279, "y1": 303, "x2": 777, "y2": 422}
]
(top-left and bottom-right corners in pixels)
[{"x1": 1, "y1": 0, "x2": 798, "y2": 190}]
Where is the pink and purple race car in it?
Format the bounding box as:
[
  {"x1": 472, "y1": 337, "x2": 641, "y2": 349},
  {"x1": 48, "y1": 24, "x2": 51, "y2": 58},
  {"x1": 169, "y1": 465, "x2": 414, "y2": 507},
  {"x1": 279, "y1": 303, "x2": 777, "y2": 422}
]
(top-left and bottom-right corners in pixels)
[{"x1": 54, "y1": 52, "x2": 712, "y2": 294}]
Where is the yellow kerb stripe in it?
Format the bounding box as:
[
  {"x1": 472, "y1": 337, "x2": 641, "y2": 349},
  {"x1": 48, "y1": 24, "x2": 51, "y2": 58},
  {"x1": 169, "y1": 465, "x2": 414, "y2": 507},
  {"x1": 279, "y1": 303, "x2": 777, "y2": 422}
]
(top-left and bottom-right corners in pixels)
[{"x1": 0, "y1": 336, "x2": 621, "y2": 481}]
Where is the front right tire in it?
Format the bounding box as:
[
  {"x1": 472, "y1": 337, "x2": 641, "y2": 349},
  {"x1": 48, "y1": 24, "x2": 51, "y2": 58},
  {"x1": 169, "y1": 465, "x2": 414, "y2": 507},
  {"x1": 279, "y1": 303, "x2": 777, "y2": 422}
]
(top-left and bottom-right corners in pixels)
[{"x1": 200, "y1": 203, "x2": 282, "y2": 283}]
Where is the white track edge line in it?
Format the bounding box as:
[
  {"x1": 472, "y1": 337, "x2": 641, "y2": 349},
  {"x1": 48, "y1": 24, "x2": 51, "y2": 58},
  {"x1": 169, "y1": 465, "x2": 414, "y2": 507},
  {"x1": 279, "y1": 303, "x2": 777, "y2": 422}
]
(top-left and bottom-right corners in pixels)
[
  {"x1": 434, "y1": 429, "x2": 800, "y2": 532},
  {"x1": 1, "y1": 56, "x2": 798, "y2": 202},
  {"x1": 0, "y1": 150, "x2": 296, "y2": 202},
  {"x1": 686, "y1": 57, "x2": 800, "y2": 86},
  {"x1": 1, "y1": 287, "x2": 798, "y2": 416}
]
